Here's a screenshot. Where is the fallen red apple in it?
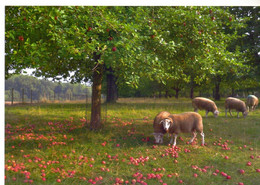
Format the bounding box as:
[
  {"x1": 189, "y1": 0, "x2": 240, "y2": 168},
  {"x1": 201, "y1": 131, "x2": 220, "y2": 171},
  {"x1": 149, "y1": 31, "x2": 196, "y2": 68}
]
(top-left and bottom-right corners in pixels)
[
  {"x1": 224, "y1": 156, "x2": 229, "y2": 160},
  {"x1": 56, "y1": 179, "x2": 61, "y2": 183},
  {"x1": 239, "y1": 169, "x2": 245, "y2": 174}
]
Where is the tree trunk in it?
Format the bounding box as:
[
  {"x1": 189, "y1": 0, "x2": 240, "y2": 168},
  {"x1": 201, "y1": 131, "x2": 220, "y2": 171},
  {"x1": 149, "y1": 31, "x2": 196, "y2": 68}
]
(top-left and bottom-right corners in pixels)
[
  {"x1": 175, "y1": 88, "x2": 180, "y2": 99},
  {"x1": 214, "y1": 76, "x2": 221, "y2": 100},
  {"x1": 189, "y1": 79, "x2": 194, "y2": 99},
  {"x1": 165, "y1": 90, "x2": 168, "y2": 98},
  {"x1": 190, "y1": 86, "x2": 194, "y2": 99},
  {"x1": 106, "y1": 67, "x2": 118, "y2": 103},
  {"x1": 90, "y1": 54, "x2": 103, "y2": 130}
]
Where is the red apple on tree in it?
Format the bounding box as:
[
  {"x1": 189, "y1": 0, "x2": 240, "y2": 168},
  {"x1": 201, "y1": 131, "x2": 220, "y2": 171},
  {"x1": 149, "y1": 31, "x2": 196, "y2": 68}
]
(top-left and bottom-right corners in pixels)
[
  {"x1": 18, "y1": 36, "x2": 24, "y2": 41},
  {"x1": 87, "y1": 27, "x2": 92, "y2": 31},
  {"x1": 112, "y1": 47, "x2": 117, "y2": 52}
]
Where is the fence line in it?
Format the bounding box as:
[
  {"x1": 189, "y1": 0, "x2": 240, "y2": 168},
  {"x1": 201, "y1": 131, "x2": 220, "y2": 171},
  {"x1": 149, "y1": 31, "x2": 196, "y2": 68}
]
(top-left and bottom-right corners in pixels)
[{"x1": 5, "y1": 88, "x2": 94, "y2": 105}]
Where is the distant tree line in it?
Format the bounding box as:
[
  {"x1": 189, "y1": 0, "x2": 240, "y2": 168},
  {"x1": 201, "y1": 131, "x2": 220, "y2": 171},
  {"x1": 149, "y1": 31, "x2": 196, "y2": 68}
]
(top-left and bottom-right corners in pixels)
[
  {"x1": 117, "y1": 76, "x2": 260, "y2": 99},
  {"x1": 5, "y1": 75, "x2": 91, "y2": 102}
]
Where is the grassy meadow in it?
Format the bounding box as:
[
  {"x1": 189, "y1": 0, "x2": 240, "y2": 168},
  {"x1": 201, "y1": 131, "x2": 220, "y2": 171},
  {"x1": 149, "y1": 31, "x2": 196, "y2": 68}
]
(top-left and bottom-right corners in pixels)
[{"x1": 5, "y1": 98, "x2": 260, "y2": 184}]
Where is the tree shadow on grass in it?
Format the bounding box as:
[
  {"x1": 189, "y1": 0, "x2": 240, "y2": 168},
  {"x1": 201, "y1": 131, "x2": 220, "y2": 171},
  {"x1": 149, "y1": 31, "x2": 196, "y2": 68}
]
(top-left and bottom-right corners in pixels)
[{"x1": 5, "y1": 116, "x2": 159, "y2": 157}]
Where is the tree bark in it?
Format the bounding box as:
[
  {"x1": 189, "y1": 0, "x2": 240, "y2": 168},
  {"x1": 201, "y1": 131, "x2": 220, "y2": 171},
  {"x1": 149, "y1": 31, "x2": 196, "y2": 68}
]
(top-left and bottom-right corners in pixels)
[
  {"x1": 190, "y1": 86, "x2": 194, "y2": 99},
  {"x1": 165, "y1": 90, "x2": 168, "y2": 98},
  {"x1": 159, "y1": 91, "x2": 162, "y2": 98},
  {"x1": 214, "y1": 76, "x2": 221, "y2": 100},
  {"x1": 174, "y1": 88, "x2": 180, "y2": 99},
  {"x1": 90, "y1": 54, "x2": 103, "y2": 130},
  {"x1": 189, "y1": 79, "x2": 194, "y2": 99},
  {"x1": 106, "y1": 67, "x2": 118, "y2": 103}
]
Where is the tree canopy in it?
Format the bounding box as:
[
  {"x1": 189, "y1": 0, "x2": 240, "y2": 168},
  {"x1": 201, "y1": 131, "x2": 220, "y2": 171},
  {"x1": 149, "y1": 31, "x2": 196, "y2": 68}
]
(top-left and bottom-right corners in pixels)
[{"x1": 5, "y1": 6, "x2": 258, "y2": 129}]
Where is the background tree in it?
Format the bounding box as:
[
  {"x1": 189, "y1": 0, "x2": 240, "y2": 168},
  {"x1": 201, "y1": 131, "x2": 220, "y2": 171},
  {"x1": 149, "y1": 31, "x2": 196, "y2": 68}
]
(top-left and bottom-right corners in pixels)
[{"x1": 140, "y1": 7, "x2": 248, "y2": 100}]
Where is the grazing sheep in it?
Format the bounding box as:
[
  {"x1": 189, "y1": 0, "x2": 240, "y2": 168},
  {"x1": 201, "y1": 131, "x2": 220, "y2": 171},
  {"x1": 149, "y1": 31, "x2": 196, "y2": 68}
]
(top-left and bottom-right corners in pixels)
[
  {"x1": 153, "y1": 111, "x2": 171, "y2": 144},
  {"x1": 247, "y1": 95, "x2": 259, "y2": 111},
  {"x1": 159, "y1": 112, "x2": 204, "y2": 146},
  {"x1": 192, "y1": 97, "x2": 219, "y2": 117},
  {"x1": 225, "y1": 97, "x2": 248, "y2": 118}
]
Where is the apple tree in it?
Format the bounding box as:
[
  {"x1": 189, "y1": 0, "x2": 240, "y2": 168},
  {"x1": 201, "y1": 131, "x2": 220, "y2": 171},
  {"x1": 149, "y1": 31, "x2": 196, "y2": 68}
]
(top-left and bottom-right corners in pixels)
[
  {"x1": 5, "y1": 6, "x2": 175, "y2": 130},
  {"x1": 142, "y1": 6, "x2": 248, "y2": 100}
]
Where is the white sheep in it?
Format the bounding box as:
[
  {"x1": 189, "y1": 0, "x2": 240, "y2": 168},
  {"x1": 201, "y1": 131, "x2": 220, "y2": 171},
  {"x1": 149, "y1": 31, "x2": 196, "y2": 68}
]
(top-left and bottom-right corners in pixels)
[
  {"x1": 192, "y1": 97, "x2": 219, "y2": 117},
  {"x1": 225, "y1": 97, "x2": 248, "y2": 118},
  {"x1": 159, "y1": 112, "x2": 204, "y2": 146},
  {"x1": 153, "y1": 111, "x2": 171, "y2": 144},
  {"x1": 246, "y1": 95, "x2": 259, "y2": 111}
]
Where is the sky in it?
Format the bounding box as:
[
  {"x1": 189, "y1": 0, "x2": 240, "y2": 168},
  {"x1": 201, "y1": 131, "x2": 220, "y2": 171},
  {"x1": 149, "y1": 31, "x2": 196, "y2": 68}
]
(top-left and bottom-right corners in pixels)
[{"x1": 1, "y1": 0, "x2": 260, "y2": 184}]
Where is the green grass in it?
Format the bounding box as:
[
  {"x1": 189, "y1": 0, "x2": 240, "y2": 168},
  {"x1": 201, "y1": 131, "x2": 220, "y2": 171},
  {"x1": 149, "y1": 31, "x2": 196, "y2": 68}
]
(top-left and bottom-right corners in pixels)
[{"x1": 5, "y1": 98, "x2": 260, "y2": 184}]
